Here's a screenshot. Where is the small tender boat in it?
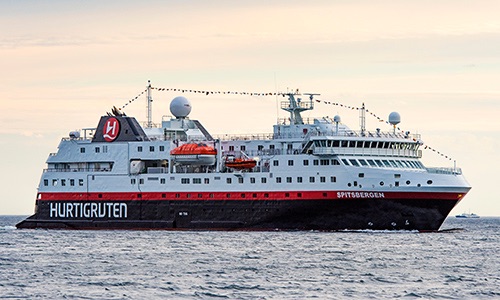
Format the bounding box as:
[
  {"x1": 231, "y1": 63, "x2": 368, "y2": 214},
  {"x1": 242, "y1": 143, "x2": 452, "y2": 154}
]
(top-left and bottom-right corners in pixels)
[
  {"x1": 225, "y1": 158, "x2": 257, "y2": 170},
  {"x1": 170, "y1": 143, "x2": 217, "y2": 165}
]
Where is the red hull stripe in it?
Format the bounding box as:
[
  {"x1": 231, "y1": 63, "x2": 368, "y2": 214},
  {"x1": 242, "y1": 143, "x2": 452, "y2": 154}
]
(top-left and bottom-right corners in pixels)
[{"x1": 37, "y1": 191, "x2": 465, "y2": 201}]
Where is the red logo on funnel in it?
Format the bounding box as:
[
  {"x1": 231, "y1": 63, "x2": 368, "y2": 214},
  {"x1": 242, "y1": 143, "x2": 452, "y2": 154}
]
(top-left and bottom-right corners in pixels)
[{"x1": 103, "y1": 117, "x2": 120, "y2": 142}]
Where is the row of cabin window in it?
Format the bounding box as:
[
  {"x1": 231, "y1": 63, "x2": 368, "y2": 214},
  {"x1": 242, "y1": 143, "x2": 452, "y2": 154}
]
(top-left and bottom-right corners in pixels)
[
  {"x1": 137, "y1": 145, "x2": 166, "y2": 152},
  {"x1": 79, "y1": 145, "x2": 167, "y2": 154},
  {"x1": 174, "y1": 176, "x2": 337, "y2": 184},
  {"x1": 274, "y1": 159, "x2": 341, "y2": 167},
  {"x1": 44, "y1": 178, "x2": 84, "y2": 187},
  {"x1": 80, "y1": 146, "x2": 109, "y2": 154},
  {"x1": 341, "y1": 158, "x2": 424, "y2": 169},
  {"x1": 226, "y1": 144, "x2": 299, "y2": 152},
  {"x1": 314, "y1": 140, "x2": 418, "y2": 150},
  {"x1": 170, "y1": 192, "x2": 325, "y2": 199},
  {"x1": 226, "y1": 145, "x2": 277, "y2": 151},
  {"x1": 130, "y1": 178, "x2": 210, "y2": 185}
]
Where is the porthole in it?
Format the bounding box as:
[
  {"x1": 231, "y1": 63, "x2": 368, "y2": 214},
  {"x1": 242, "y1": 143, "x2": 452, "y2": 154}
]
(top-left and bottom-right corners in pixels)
[
  {"x1": 417, "y1": 183, "x2": 421, "y2": 187},
  {"x1": 380, "y1": 181, "x2": 384, "y2": 186},
  {"x1": 406, "y1": 180, "x2": 411, "y2": 185},
  {"x1": 347, "y1": 183, "x2": 352, "y2": 187},
  {"x1": 427, "y1": 180, "x2": 433, "y2": 185}
]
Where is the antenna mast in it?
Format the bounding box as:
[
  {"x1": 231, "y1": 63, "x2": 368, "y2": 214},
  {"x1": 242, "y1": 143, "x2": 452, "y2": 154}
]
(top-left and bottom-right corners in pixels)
[
  {"x1": 146, "y1": 80, "x2": 152, "y2": 128},
  {"x1": 281, "y1": 91, "x2": 318, "y2": 125},
  {"x1": 359, "y1": 103, "x2": 366, "y2": 136}
]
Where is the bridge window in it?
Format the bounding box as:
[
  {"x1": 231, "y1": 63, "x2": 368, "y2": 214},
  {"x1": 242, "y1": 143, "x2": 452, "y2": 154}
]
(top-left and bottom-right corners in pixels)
[
  {"x1": 367, "y1": 159, "x2": 376, "y2": 167},
  {"x1": 332, "y1": 140, "x2": 340, "y2": 147},
  {"x1": 359, "y1": 160, "x2": 368, "y2": 166},
  {"x1": 349, "y1": 159, "x2": 360, "y2": 167},
  {"x1": 332, "y1": 159, "x2": 340, "y2": 165}
]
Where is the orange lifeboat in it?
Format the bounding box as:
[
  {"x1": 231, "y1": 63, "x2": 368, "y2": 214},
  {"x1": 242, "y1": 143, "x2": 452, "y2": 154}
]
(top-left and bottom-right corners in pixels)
[
  {"x1": 170, "y1": 143, "x2": 217, "y2": 165},
  {"x1": 225, "y1": 158, "x2": 257, "y2": 170}
]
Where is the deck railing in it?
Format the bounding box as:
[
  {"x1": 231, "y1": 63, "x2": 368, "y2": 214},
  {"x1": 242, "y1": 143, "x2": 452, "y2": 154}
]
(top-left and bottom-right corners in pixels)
[{"x1": 426, "y1": 167, "x2": 462, "y2": 175}]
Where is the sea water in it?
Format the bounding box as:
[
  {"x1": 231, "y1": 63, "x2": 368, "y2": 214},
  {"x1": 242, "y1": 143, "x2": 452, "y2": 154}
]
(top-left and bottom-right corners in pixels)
[{"x1": 1, "y1": 216, "x2": 499, "y2": 299}]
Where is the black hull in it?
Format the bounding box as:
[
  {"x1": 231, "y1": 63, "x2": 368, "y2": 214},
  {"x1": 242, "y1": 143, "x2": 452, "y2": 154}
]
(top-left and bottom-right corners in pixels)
[{"x1": 16, "y1": 198, "x2": 460, "y2": 231}]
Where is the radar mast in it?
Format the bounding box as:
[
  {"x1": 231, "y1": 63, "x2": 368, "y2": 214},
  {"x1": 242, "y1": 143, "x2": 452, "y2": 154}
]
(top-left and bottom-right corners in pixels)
[{"x1": 281, "y1": 91, "x2": 318, "y2": 125}]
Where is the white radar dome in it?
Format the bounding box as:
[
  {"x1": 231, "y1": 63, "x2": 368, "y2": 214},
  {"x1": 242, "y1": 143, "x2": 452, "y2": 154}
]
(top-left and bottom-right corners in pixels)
[
  {"x1": 388, "y1": 112, "x2": 401, "y2": 125},
  {"x1": 333, "y1": 115, "x2": 341, "y2": 123},
  {"x1": 170, "y1": 96, "x2": 192, "y2": 118}
]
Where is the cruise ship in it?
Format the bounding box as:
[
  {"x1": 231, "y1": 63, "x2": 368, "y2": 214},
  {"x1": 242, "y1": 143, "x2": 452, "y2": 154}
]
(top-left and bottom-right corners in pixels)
[{"x1": 16, "y1": 83, "x2": 471, "y2": 231}]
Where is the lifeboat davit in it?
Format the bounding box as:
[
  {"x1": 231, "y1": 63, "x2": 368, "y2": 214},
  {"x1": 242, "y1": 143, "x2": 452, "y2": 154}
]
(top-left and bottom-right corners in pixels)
[
  {"x1": 225, "y1": 158, "x2": 257, "y2": 170},
  {"x1": 170, "y1": 143, "x2": 217, "y2": 165}
]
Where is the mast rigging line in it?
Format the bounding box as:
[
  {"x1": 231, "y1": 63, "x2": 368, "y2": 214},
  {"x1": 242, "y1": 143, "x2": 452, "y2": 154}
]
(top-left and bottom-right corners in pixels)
[{"x1": 116, "y1": 86, "x2": 453, "y2": 161}]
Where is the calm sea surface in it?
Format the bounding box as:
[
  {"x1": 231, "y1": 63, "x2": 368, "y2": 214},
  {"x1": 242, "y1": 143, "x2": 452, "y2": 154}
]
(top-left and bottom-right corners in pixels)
[{"x1": 1, "y1": 216, "x2": 499, "y2": 299}]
